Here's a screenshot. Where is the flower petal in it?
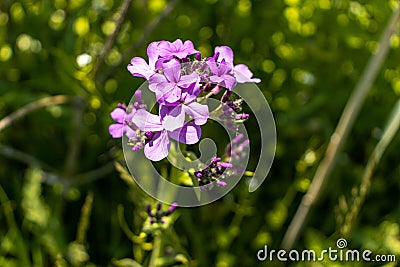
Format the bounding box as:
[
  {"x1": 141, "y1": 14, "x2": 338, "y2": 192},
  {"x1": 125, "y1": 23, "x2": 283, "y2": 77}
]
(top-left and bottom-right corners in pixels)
[
  {"x1": 178, "y1": 72, "x2": 199, "y2": 89},
  {"x1": 148, "y1": 73, "x2": 167, "y2": 92},
  {"x1": 181, "y1": 40, "x2": 197, "y2": 55},
  {"x1": 218, "y1": 61, "x2": 233, "y2": 75},
  {"x1": 127, "y1": 57, "x2": 154, "y2": 79},
  {"x1": 109, "y1": 123, "x2": 124, "y2": 138},
  {"x1": 163, "y1": 85, "x2": 181, "y2": 103},
  {"x1": 147, "y1": 41, "x2": 160, "y2": 69},
  {"x1": 163, "y1": 60, "x2": 181, "y2": 83},
  {"x1": 110, "y1": 108, "x2": 126, "y2": 123},
  {"x1": 171, "y1": 39, "x2": 184, "y2": 48},
  {"x1": 157, "y1": 40, "x2": 173, "y2": 58},
  {"x1": 184, "y1": 102, "x2": 209, "y2": 125},
  {"x1": 209, "y1": 75, "x2": 225, "y2": 84},
  {"x1": 221, "y1": 74, "x2": 237, "y2": 90},
  {"x1": 215, "y1": 46, "x2": 234, "y2": 66},
  {"x1": 182, "y1": 82, "x2": 201, "y2": 100},
  {"x1": 131, "y1": 109, "x2": 163, "y2": 131},
  {"x1": 125, "y1": 126, "x2": 137, "y2": 139},
  {"x1": 144, "y1": 131, "x2": 170, "y2": 161},
  {"x1": 234, "y1": 64, "x2": 261, "y2": 83},
  {"x1": 207, "y1": 61, "x2": 220, "y2": 76},
  {"x1": 169, "y1": 123, "x2": 201, "y2": 144},
  {"x1": 160, "y1": 105, "x2": 185, "y2": 131},
  {"x1": 157, "y1": 39, "x2": 198, "y2": 59}
]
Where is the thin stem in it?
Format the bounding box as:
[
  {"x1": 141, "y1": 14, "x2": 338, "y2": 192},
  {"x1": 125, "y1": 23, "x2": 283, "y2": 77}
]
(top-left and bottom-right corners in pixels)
[
  {"x1": 76, "y1": 191, "x2": 94, "y2": 244},
  {"x1": 148, "y1": 233, "x2": 162, "y2": 267},
  {"x1": 0, "y1": 95, "x2": 72, "y2": 132},
  {"x1": 63, "y1": 97, "x2": 85, "y2": 177},
  {"x1": 341, "y1": 98, "x2": 400, "y2": 235},
  {"x1": 68, "y1": 162, "x2": 115, "y2": 186},
  {"x1": 198, "y1": 91, "x2": 215, "y2": 102},
  {"x1": 117, "y1": 205, "x2": 139, "y2": 243},
  {"x1": 92, "y1": 0, "x2": 133, "y2": 76},
  {"x1": 281, "y1": 5, "x2": 400, "y2": 250},
  {"x1": 0, "y1": 144, "x2": 55, "y2": 171},
  {"x1": 0, "y1": 143, "x2": 114, "y2": 187}
]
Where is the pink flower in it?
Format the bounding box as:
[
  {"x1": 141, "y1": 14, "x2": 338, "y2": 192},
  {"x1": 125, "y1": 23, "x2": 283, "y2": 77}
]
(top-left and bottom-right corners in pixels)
[
  {"x1": 131, "y1": 109, "x2": 201, "y2": 161},
  {"x1": 213, "y1": 46, "x2": 261, "y2": 83},
  {"x1": 108, "y1": 105, "x2": 135, "y2": 138}
]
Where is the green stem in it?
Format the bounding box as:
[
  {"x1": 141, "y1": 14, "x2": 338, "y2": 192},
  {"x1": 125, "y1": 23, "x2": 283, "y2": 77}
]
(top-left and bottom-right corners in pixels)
[
  {"x1": 92, "y1": 0, "x2": 133, "y2": 76},
  {"x1": 76, "y1": 191, "x2": 94, "y2": 244},
  {"x1": 341, "y1": 98, "x2": 400, "y2": 235},
  {"x1": 148, "y1": 233, "x2": 162, "y2": 267}
]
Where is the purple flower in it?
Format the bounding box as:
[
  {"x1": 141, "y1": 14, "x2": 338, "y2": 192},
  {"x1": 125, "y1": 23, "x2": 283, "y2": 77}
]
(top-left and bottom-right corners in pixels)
[
  {"x1": 159, "y1": 87, "x2": 209, "y2": 131},
  {"x1": 132, "y1": 109, "x2": 201, "y2": 161},
  {"x1": 108, "y1": 104, "x2": 135, "y2": 138},
  {"x1": 127, "y1": 41, "x2": 161, "y2": 79},
  {"x1": 213, "y1": 46, "x2": 261, "y2": 83},
  {"x1": 120, "y1": 39, "x2": 261, "y2": 166},
  {"x1": 109, "y1": 91, "x2": 151, "y2": 152},
  {"x1": 207, "y1": 60, "x2": 237, "y2": 90},
  {"x1": 149, "y1": 60, "x2": 199, "y2": 103},
  {"x1": 157, "y1": 39, "x2": 198, "y2": 60},
  {"x1": 127, "y1": 39, "x2": 199, "y2": 80}
]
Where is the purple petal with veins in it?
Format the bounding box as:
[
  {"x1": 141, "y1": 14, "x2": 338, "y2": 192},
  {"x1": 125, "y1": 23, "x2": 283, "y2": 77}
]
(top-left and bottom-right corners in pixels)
[
  {"x1": 163, "y1": 60, "x2": 181, "y2": 83},
  {"x1": 144, "y1": 131, "x2": 170, "y2": 161},
  {"x1": 177, "y1": 72, "x2": 199, "y2": 89},
  {"x1": 149, "y1": 74, "x2": 181, "y2": 103},
  {"x1": 131, "y1": 109, "x2": 163, "y2": 132},
  {"x1": 184, "y1": 102, "x2": 209, "y2": 126},
  {"x1": 157, "y1": 39, "x2": 198, "y2": 59},
  {"x1": 169, "y1": 123, "x2": 201, "y2": 144},
  {"x1": 234, "y1": 64, "x2": 261, "y2": 83},
  {"x1": 160, "y1": 105, "x2": 185, "y2": 131},
  {"x1": 147, "y1": 41, "x2": 161, "y2": 68},
  {"x1": 127, "y1": 57, "x2": 155, "y2": 79}
]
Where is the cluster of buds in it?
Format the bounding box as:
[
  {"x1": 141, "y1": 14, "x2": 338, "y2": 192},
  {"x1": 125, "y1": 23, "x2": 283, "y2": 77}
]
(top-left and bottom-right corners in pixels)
[
  {"x1": 219, "y1": 90, "x2": 250, "y2": 131},
  {"x1": 194, "y1": 157, "x2": 232, "y2": 189},
  {"x1": 146, "y1": 202, "x2": 178, "y2": 224}
]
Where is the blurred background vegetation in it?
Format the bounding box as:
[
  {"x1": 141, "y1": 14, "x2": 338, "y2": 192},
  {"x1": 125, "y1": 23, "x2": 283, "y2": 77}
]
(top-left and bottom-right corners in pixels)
[{"x1": 1, "y1": 0, "x2": 400, "y2": 266}]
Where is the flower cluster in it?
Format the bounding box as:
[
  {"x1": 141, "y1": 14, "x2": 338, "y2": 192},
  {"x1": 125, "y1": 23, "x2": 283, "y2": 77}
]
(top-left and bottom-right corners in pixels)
[
  {"x1": 146, "y1": 202, "x2": 177, "y2": 224},
  {"x1": 109, "y1": 39, "x2": 258, "y2": 187},
  {"x1": 194, "y1": 157, "x2": 232, "y2": 188}
]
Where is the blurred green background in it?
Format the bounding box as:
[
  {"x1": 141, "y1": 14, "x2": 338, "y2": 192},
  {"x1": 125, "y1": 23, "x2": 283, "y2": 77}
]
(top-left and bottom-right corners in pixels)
[{"x1": 1, "y1": 0, "x2": 400, "y2": 266}]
